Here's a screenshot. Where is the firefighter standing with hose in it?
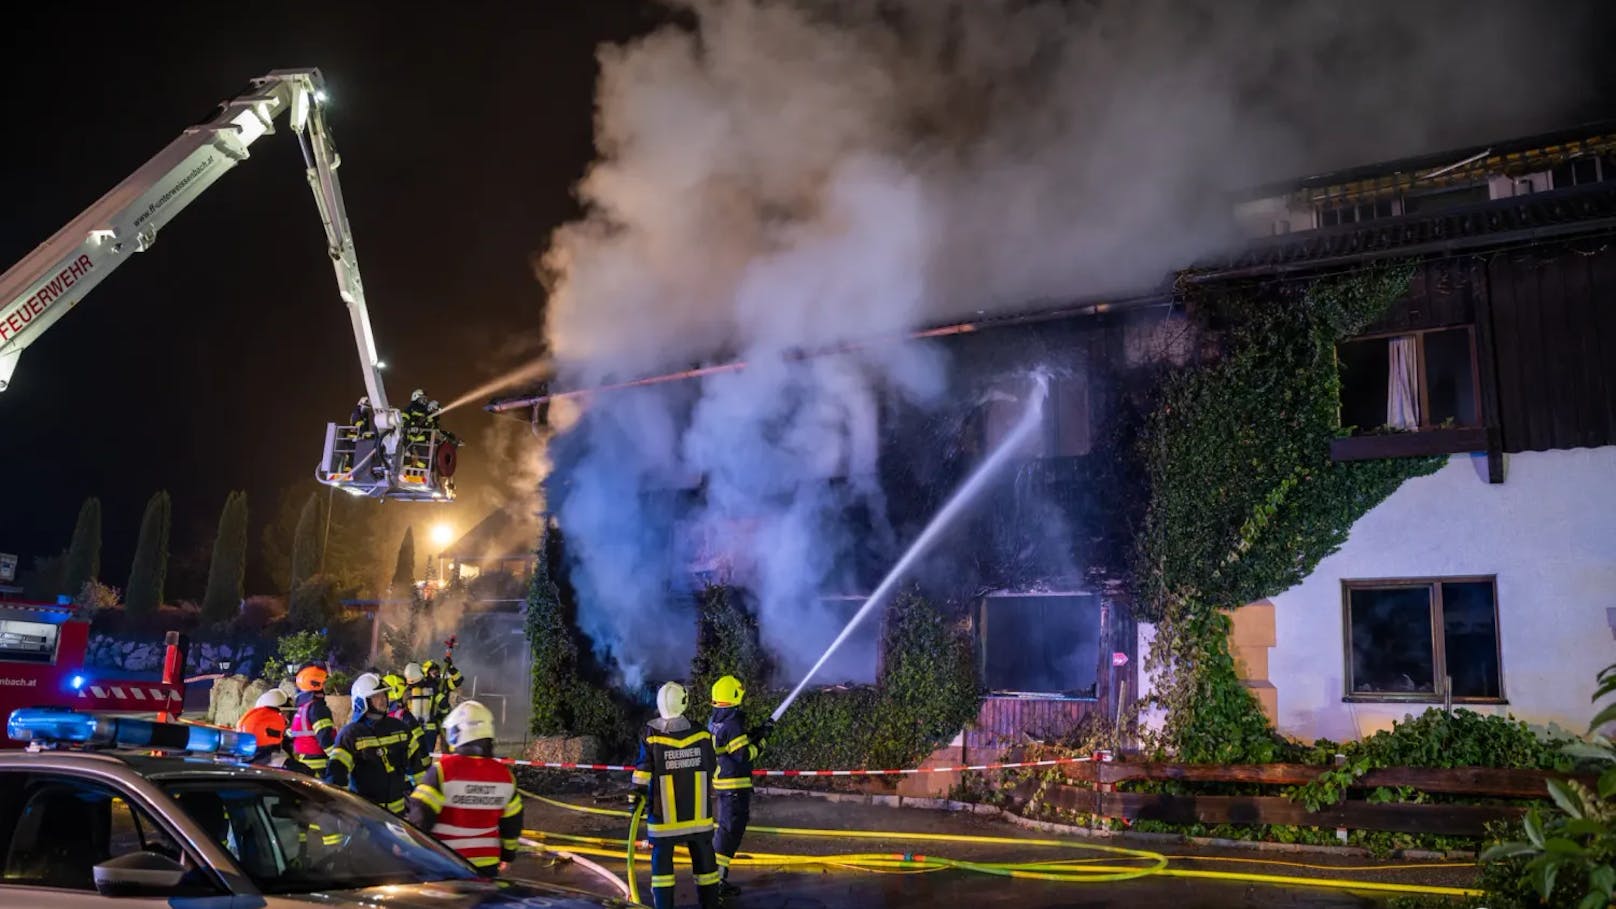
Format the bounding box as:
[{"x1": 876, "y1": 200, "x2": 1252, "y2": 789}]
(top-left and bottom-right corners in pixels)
[
  {"x1": 707, "y1": 675, "x2": 772, "y2": 897},
  {"x1": 407, "y1": 700, "x2": 523, "y2": 874},
  {"x1": 326, "y1": 672, "x2": 412, "y2": 814},
  {"x1": 633, "y1": 681, "x2": 721, "y2": 909},
  {"x1": 286, "y1": 665, "x2": 336, "y2": 776}
]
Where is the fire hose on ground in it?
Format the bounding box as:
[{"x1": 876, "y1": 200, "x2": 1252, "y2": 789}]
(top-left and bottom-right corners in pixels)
[{"x1": 519, "y1": 790, "x2": 1484, "y2": 903}]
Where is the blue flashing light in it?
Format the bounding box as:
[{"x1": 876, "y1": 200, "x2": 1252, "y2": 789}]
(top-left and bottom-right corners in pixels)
[
  {"x1": 6, "y1": 708, "x2": 256, "y2": 759},
  {"x1": 70, "y1": 674, "x2": 86, "y2": 691}
]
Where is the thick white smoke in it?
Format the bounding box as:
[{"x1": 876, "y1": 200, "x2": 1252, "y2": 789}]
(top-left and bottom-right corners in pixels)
[{"x1": 538, "y1": 0, "x2": 1595, "y2": 686}]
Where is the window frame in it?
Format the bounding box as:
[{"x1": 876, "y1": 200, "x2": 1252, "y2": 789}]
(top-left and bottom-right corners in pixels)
[
  {"x1": 1340, "y1": 574, "x2": 1505, "y2": 705},
  {"x1": 977, "y1": 592, "x2": 1102, "y2": 700},
  {"x1": 1336, "y1": 324, "x2": 1483, "y2": 433}
]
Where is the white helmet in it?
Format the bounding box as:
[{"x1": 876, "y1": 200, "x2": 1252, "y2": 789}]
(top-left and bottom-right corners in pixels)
[
  {"x1": 351, "y1": 672, "x2": 386, "y2": 705},
  {"x1": 357, "y1": 396, "x2": 369, "y2": 407},
  {"x1": 411, "y1": 389, "x2": 426, "y2": 402},
  {"x1": 254, "y1": 689, "x2": 289, "y2": 709},
  {"x1": 656, "y1": 681, "x2": 688, "y2": 720},
  {"x1": 428, "y1": 400, "x2": 440, "y2": 412},
  {"x1": 443, "y1": 700, "x2": 495, "y2": 747},
  {"x1": 403, "y1": 662, "x2": 424, "y2": 683}
]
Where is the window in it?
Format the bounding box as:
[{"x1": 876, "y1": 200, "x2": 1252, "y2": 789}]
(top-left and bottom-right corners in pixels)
[
  {"x1": 0, "y1": 619, "x2": 59, "y2": 663},
  {"x1": 1318, "y1": 197, "x2": 1398, "y2": 228},
  {"x1": 983, "y1": 374, "x2": 1090, "y2": 458},
  {"x1": 978, "y1": 594, "x2": 1100, "y2": 698},
  {"x1": 1337, "y1": 326, "x2": 1479, "y2": 432},
  {"x1": 0, "y1": 773, "x2": 193, "y2": 891},
  {"x1": 1551, "y1": 155, "x2": 1616, "y2": 188},
  {"x1": 1343, "y1": 577, "x2": 1502, "y2": 702}
]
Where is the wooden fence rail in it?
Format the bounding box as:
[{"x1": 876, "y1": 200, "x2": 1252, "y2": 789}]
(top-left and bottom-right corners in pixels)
[{"x1": 1023, "y1": 760, "x2": 1598, "y2": 837}]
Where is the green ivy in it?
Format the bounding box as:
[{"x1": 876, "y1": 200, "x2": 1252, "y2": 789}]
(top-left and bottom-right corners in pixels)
[
  {"x1": 525, "y1": 531, "x2": 629, "y2": 749},
  {"x1": 1134, "y1": 264, "x2": 1446, "y2": 761},
  {"x1": 687, "y1": 588, "x2": 980, "y2": 772}
]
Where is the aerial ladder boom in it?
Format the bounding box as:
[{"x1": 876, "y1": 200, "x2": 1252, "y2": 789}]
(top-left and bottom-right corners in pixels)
[{"x1": 0, "y1": 69, "x2": 453, "y2": 501}]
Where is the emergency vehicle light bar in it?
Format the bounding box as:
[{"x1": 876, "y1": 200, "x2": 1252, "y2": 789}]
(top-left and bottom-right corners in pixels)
[{"x1": 6, "y1": 708, "x2": 256, "y2": 759}]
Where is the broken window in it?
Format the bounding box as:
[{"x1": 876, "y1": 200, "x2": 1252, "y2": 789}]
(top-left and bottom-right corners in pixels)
[
  {"x1": 0, "y1": 618, "x2": 59, "y2": 664},
  {"x1": 978, "y1": 594, "x2": 1099, "y2": 698},
  {"x1": 1344, "y1": 577, "x2": 1502, "y2": 702},
  {"x1": 1402, "y1": 184, "x2": 1490, "y2": 215},
  {"x1": 1337, "y1": 326, "x2": 1479, "y2": 432}
]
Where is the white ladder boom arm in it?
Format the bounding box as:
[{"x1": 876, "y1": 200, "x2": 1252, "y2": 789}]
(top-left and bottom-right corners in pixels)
[{"x1": 0, "y1": 68, "x2": 393, "y2": 427}]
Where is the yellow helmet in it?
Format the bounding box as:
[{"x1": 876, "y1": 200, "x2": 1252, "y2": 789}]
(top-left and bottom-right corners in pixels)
[
  {"x1": 381, "y1": 673, "x2": 407, "y2": 702},
  {"x1": 711, "y1": 675, "x2": 745, "y2": 708}
]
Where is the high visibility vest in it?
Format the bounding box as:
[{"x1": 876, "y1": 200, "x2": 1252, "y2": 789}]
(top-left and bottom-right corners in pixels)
[
  {"x1": 290, "y1": 699, "x2": 333, "y2": 767},
  {"x1": 429, "y1": 754, "x2": 518, "y2": 868}
]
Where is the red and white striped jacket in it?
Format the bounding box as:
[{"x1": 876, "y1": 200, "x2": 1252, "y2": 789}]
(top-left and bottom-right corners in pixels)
[{"x1": 407, "y1": 752, "x2": 523, "y2": 869}]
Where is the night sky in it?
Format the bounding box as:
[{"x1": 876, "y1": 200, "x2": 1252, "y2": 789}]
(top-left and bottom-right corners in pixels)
[{"x1": 0, "y1": 3, "x2": 662, "y2": 586}]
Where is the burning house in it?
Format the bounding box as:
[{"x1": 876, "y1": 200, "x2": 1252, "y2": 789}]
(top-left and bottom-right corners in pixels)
[{"x1": 513, "y1": 120, "x2": 1616, "y2": 756}]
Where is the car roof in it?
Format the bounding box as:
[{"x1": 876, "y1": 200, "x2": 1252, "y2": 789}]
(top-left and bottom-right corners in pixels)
[{"x1": 0, "y1": 748, "x2": 288, "y2": 780}]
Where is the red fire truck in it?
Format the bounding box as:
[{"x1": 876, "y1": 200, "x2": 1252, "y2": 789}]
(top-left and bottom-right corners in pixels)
[{"x1": 0, "y1": 598, "x2": 186, "y2": 747}]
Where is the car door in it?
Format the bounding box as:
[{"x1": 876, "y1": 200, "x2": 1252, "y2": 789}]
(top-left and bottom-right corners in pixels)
[{"x1": 0, "y1": 770, "x2": 235, "y2": 907}]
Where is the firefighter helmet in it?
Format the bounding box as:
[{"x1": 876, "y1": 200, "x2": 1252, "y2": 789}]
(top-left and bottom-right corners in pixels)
[
  {"x1": 657, "y1": 681, "x2": 688, "y2": 720},
  {"x1": 295, "y1": 665, "x2": 328, "y2": 693},
  {"x1": 255, "y1": 688, "x2": 289, "y2": 709},
  {"x1": 423, "y1": 659, "x2": 439, "y2": 676},
  {"x1": 443, "y1": 700, "x2": 496, "y2": 748},
  {"x1": 711, "y1": 675, "x2": 745, "y2": 708},
  {"x1": 351, "y1": 672, "x2": 386, "y2": 704},
  {"x1": 382, "y1": 673, "x2": 407, "y2": 702},
  {"x1": 404, "y1": 662, "x2": 424, "y2": 684},
  {"x1": 411, "y1": 389, "x2": 426, "y2": 402},
  {"x1": 237, "y1": 706, "x2": 287, "y2": 748},
  {"x1": 358, "y1": 396, "x2": 369, "y2": 407}
]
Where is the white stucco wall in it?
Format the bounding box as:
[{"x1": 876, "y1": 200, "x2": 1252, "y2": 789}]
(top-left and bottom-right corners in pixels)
[{"x1": 1268, "y1": 447, "x2": 1616, "y2": 742}]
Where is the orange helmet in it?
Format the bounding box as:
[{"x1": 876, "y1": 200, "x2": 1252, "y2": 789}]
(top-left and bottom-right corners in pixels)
[
  {"x1": 237, "y1": 706, "x2": 286, "y2": 749},
  {"x1": 295, "y1": 665, "x2": 328, "y2": 692}
]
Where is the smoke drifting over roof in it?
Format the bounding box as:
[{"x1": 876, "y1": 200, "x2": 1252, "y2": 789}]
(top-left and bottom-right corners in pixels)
[{"x1": 537, "y1": 0, "x2": 1599, "y2": 686}]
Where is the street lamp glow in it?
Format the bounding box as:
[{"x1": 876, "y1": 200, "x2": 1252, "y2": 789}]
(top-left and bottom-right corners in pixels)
[{"x1": 431, "y1": 523, "x2": 454, "y2": 548}]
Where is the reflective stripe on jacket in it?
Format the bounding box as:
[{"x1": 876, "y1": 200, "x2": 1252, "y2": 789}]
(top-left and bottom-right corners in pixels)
[{"x1": 632, "y1": 717, "x2": 716, "y2": 838}]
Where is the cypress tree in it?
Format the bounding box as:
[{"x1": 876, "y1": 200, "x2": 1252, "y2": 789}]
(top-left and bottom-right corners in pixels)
[
  {"x1": 202, "y1": 491, "x2": 249, "y2": 622},
  {"x1": 125, "y1": 491, "x2": 172, "y2": 620}
]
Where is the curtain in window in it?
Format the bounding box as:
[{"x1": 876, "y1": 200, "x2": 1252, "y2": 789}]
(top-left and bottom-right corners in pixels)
[{"x1": 1387, "y1": 335, "x2": 1420, "y2": 430}]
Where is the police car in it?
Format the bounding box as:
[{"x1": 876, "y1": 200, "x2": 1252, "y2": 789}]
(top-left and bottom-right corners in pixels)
[{"x1": 0, "y1": 709, "x2": 629, "y2": 907}]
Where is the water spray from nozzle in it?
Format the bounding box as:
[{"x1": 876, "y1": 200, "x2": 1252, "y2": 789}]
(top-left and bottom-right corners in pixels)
[{"x1": 771, "y1": 371, "x2": 1050, "y2": 722}]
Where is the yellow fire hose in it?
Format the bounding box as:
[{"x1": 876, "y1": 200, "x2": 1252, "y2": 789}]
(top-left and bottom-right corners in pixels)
[
  {"x1": 625, "y1": 796, "x2": 646, "y2": 905},
  {"x1": 521, "y1": 790, "x2": 1482, "y2": 900}
]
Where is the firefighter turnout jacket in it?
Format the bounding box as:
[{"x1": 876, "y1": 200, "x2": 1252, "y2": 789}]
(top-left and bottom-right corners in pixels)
[
  {"x1": 288, "y1": 692, "x2": 336, "y2": 774},
  {"x1": 708, "y1": 705, "x2": 759, "y2": 791},
  {"x1": 407, "y1": 741, "x2": 523, "y2": 870},
  {"x1": 390, "y1": 703, "x2": 430, "y2": 776},
  {"x1": 326, "y1": 707, "x2": 412, "y2": 813},
  {"x1": 632, "y1": 716, "x2": 717, "y2": 838}
]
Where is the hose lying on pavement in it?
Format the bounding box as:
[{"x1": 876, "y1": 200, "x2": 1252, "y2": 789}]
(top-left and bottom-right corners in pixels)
[
  {"x1": 520, "y1": 790, "x2": 1483, "y2": 899},
  {"x1": 519, "y1": 838, "x2": 633, "y2": 901}
]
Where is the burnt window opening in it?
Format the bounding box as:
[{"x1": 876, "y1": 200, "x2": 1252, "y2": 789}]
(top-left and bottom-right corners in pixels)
[
  {"x1": 1337, "y1": 326, "x2": 1479, "y2": 433},
  {"x1": 1344, "y1": 577, "x2": 1502, "y2": 702},
  {"x1": 982, "y1": 373, "x2": 1090, "y2": 458},
  {"x1": 978, "y1": 594, "x2": 1099, "y2": 698},
  {"x1": 1551, "y1": 155, "x2": 1616, "y2": 188},
  {"x1": 0, "y1": 618, "x2": 59, "y2": 664}
]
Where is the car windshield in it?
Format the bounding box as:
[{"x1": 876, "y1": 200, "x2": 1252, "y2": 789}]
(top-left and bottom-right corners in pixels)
[{"x1": 159, "y1": 775, "x2": 477, "y2": 895}]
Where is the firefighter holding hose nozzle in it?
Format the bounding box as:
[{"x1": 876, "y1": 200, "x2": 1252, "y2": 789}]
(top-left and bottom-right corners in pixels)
[
  {"x1": 634, "y1": 681, "x2": 721, "y2": 909},
  {"x1": 708, "y1": 675, "x2": 772, "y2": 898}
]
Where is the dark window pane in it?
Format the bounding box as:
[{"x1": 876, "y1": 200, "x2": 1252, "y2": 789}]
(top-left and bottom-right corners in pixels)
[
  {"x1": 982, "y1": 595, "x2": 1099, "y2": 697},
  {"x1": 1322, "y1": 207, "x2": 1339, "y2": 227},
  {"x1": 1442, "y1": 581, "x2": 1501, "y2": 699},
  {"x1": 1375, "y1": 199, "x2": 1394, "y2": 219},
  {"x1": 1572, "y1": 157, "x2": 1599, "y2": 185},
  {"x1": 1423, "y1": 328, "x2": 1478, "y2": 426},
  {"x1": 1338, "y1": 339, "x2": 1391, "y2": 431},
  {"x1": 1348, "y1": 586, "x2": 1435, "y2": 694},
  {"x1": 1552, "y1": 162, "x2": 1574, "y2": 189},
  {"x1": 1403, "y1": 184, "x2": 1490, "y2": 215},
  {"x1": 1600, "y1": 155, "x2": 1616, "y2": 184}
]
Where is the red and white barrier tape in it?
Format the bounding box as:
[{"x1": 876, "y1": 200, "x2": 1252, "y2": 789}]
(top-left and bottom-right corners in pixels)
[{"x1": 477, "y1": 755, "x2": 1095, "y2": 776}]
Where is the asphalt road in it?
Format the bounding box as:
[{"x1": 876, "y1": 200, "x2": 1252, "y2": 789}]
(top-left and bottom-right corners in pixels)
[{"x1": 508, "y1": 789, "x2": 1481, "y2": 909}]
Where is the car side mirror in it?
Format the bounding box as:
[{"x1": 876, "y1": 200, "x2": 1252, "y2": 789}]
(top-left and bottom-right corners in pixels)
[{"x1": 92, "y1": 851, "x2": 188, "y2": 897}]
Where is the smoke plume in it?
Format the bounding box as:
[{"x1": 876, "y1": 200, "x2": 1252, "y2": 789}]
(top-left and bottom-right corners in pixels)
[{"x1": 539, "y1": 0, "x2": 1596, "y2": 686}]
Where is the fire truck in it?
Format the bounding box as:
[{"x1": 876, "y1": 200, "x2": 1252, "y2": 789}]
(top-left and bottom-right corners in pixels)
[
  {"x1": 0, "y1": 598, "x2": 188, "y2": 748},
  {"x1": 0, "y1": 69, "x2": 455, "y2": 501}
]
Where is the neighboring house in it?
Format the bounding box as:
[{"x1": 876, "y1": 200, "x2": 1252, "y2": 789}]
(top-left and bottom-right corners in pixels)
[
  {"x1": 1182, "y1": 123, "x2": 1616, "y2": 743},
  {"x1": 442, "y1": 506, "x2": 541, "y2": 590}
]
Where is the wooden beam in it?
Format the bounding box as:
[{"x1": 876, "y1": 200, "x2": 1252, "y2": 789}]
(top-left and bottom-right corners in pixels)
[
  {"x1": 1041, "y1": 786, "x2": 1522, "y2": 837},
  {"x1": 1063, "y1": 761, "x2": 1586, "y2": 799}
]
